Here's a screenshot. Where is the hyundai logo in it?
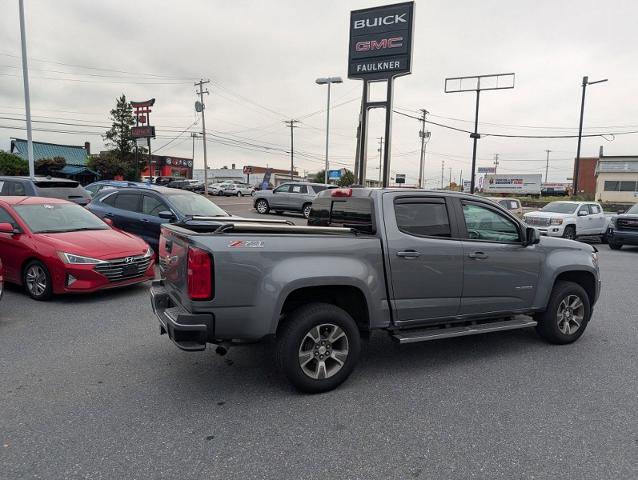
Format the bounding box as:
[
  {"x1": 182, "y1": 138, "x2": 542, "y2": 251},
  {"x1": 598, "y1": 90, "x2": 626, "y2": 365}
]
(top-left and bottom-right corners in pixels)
[{"x1": 125, "y1": 257, "x2": 134, "y2": 264}]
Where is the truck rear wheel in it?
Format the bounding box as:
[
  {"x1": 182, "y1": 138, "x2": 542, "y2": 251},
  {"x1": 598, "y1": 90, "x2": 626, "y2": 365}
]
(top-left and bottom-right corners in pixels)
[
  {"x1": 276, "y1": 303, "x2": 361, "y2": 393},
  {"x1": 535, "y1": 281, "x2": 590, "y2": 344}
]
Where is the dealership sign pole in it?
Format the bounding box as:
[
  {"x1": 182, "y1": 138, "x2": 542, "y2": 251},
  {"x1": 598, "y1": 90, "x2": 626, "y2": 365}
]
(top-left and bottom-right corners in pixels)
[
  {"x1": 349, "y1": 2, "x2": 414, "y2": 187},
  {"x1": 131, "y1": 99, "x2": 156, "y2": 181}
]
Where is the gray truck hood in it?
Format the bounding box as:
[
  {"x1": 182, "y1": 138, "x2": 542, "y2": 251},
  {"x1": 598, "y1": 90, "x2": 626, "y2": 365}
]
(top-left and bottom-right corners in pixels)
[{"x1": 538, "y1": 235, "x2": 595, "y2": 252}]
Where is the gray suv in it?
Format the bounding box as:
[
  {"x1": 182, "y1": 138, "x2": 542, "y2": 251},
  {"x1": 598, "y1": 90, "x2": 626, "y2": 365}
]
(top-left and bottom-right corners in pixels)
[
  {"x1": 253, "y1": 182, "x2": 334, "y2": 218},
  {"x1": 0, "y1": 176, "x2": 91, "y2": 206}
]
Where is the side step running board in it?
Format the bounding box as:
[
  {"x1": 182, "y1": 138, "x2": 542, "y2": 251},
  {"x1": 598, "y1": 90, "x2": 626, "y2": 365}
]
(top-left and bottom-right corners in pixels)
[{"x1": 391, "y1": 318, "x2": 537, "y2": 344}]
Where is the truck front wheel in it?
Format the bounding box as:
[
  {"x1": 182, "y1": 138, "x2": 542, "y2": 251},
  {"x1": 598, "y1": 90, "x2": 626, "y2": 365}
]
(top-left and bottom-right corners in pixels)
[
  {"x1": 562, "y1": 225, "x2": 576, "y2": 240},
  {"x1": 535, "y1": 281, "x2": 590, "y2": 345},
  {"x1": 276, "y1": 303, "x2": 361, "y2": 393}
]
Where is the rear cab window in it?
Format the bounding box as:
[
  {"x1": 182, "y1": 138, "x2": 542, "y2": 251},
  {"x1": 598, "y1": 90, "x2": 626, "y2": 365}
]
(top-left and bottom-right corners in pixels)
[{"x1": 309, "y1": 195, "x2": 375, "y2": 233}]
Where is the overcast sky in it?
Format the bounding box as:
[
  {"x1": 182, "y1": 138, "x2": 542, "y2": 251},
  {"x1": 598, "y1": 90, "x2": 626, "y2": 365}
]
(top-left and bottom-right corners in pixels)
[{"x1": 1, "y1": 0, "x2": 637, "y2": 185}]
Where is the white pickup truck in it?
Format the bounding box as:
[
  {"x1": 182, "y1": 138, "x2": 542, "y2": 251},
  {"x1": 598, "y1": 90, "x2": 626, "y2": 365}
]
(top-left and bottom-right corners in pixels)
[{"x1": 523, "y1": 201, "x2": 610, "y2": 241}]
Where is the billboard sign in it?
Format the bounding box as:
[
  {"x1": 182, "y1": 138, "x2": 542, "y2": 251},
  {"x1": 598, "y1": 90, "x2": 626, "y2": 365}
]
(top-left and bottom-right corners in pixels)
[
  {"x1": 395, "y1": 173, "x2": 406, "y2": 184},
  {"x1": 131, "y1": 126, "x2": 155, "y2": 139},
  {"x1": 484, "y1": 174, "x2": 542, "y2": 195},
  {"x1": 463, "y1": 180, "x2": 472, "y2": 192},
  {"x1": 348, "y1": 2, "x2": 414, "y2": 80},
  {"x1": 477, "y1": 166, "x2": 496, "y2": 174},
  {"x1": 328, "y1": 169, "x2": 342, "y2": 180}
]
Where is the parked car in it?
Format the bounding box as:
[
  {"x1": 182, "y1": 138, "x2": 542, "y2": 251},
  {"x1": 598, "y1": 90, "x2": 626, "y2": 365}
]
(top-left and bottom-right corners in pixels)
[
  {"x1": 87, "y1": 186, "x2": 230, "y2": 254},
  {"x1": 486, "y1": 197, "x2": 523, "y2": 218},
  {"x1": 607, "y1": 203, "x2": 638, "y2": 250},
  {"x1": 223, "y1": 182, "x2": 254, "y2": 197},
  {"x1": 208, "y1": 182, "x2": 229, "y2": 196},
  {"x1": 0, "y1": 257, "x2": 4, "y2": 302},
  {"x1": 0, "y1": 176, "x2": 91, "y2": 206},
  {"x1": 152, "y1": 187, "x2": 600, "y2": 393},
  {"x1": 253, "y1": 182, "x2": 335, "y2": 218},
  {"x1": 186, "y1": 180, "x2": 205, "y2": 193},
  {"x1": 84, "y1": 180, "x2": 151, "y2": 197},
  {"x1": 166, "y1": 179, "x2": 191, "y2": 190},
  {"x1": 0, "y1": 197, "x2": 154, "y2": 300},
  {"x1": 523, "y1": 201, "x2": 610, "y2": 241}
]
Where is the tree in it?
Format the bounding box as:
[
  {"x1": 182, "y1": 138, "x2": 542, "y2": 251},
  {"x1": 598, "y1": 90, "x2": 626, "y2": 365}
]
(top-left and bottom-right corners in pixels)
[
  {"x1": 88, "y1": 151, "x2": 136, "y2": 180},
  {"x1": 309, "y1": 170, "x2": 325, "y2": 183},
  {"x1": 35, "y1": 156, "x2": 66, "y2": 176},
  {"x1": 0, "y1": 151, "x2": 28, "y2": 175},
  {"x1": 104, "y1": 94, "x2": 136, "y2": 159},
  {"x1": 337, "y1": 169, "x2": 355, "y2": 187}
]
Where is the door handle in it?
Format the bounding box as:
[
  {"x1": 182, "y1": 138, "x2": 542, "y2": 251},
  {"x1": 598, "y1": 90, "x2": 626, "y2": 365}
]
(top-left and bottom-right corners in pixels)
[
  {"x1": 397, "y1": 250, "x2": 421, "y2": 258},
  {"x1": 104, "y1": 212, "x2": 113, "y2": 217},
  {"x1": 141, "y1": 218, "x2": 150, "y2": 223},
  {"x1": 468, "y1": 252, "x2": 488, "y2": 259}
]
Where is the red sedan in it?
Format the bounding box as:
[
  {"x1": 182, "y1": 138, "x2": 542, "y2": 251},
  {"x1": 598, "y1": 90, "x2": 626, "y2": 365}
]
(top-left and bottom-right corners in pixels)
[{"x1": 0, "y1": 196, "x2": 155, "y2": 300}]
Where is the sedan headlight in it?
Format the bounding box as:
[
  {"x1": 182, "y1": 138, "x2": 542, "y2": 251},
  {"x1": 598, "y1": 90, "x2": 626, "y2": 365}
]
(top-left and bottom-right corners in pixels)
[
  {"x1": 550, "y1": 218, "x2": 564, "y2": 225},
  {"x1": 58, "y1": 252, "x2": 106, "y2": 264},
  {"x1": 144, "y1": 246, "x2": 153, "y2": 257}
]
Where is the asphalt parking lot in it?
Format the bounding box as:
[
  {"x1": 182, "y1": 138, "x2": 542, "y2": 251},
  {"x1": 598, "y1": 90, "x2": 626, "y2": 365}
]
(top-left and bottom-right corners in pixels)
[{"x1": 1, "y1": 199, "x2": 637, "y2": 479}]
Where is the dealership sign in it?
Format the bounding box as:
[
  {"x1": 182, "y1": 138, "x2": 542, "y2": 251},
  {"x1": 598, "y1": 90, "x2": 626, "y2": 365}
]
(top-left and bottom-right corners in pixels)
[
  {"x1": 348, "y1": 2, "x2": 414, "y2": 79},
  {"x1": 131, "y1": 125, "x2": 156, "y2": 139},
  {"x1": 477, "y1": 166, "x2": 496, "y2": 174}
]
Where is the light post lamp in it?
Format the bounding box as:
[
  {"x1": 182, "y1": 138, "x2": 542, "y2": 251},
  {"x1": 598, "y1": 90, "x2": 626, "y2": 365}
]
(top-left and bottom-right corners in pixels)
[
  {"x1": 316, "y1": 76, "x2": 342, "y2": 184},
  {"x1": 574, "y1": 76, "x2": 607, "y2": 194}
]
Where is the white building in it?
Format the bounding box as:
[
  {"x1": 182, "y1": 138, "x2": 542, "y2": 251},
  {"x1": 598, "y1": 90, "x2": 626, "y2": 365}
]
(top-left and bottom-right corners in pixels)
[{"x1": 595, "y1": 155, "x2": 638, "y2": 203}]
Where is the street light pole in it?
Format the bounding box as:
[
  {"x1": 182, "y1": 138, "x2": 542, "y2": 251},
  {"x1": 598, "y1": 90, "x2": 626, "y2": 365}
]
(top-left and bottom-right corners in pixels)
[
  {"x1": 418, "y1": 109, "x2": 430, "y2": 189},
  {"x1": 574, "y1": 75, "x2": 607, "y2": 194},
  {"x1": 316, "y1": 77, "x2": 342, "y2": 184},
  {"x1": 18, "y1": 0, "x2": 34, "y2": 177},
  {"x1": 545, "y1": 149, "x2": 551, "y2": 184}
]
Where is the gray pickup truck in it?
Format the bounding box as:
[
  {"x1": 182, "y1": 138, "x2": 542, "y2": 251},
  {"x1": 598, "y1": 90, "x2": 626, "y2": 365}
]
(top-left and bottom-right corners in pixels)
[{"x1": 151, "y1": 188, "x2": 601, "y2": 393}]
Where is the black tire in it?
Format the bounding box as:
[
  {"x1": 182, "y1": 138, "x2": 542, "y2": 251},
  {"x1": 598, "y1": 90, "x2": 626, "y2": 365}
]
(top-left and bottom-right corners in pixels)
[
  {"x1": 255, "y1": 199, "x2": 269, "y2": 214},
  {"x1": 535, "y1": 281, "x2": 590, "y2": 345},
  {"x1": 302, "y1": 203, "x2": 312, "y2": 219},
  {"x1": 237, "y1": 191, "x2": 242, "y2": 197},
  {"x1": 600, "y1": 233, "x2": 608, "y2": 244},
  {"x1": 23, "y1": 260, "x2": 53, "y2": 301},
  {"x1": 562, "y1": 225, "x2": 576, "y2": 240},
  {"x1": 276, "y1": 303, "x2": 361, "y2": 393},
  {"x1": 608, "y1": 241, "x2": 622, "y2": 250}
]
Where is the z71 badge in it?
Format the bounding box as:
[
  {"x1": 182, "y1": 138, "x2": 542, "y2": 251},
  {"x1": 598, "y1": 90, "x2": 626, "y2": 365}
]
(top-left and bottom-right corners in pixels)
[{"x1": 228, "y1": 240, "x2": 264, "y2": 248}]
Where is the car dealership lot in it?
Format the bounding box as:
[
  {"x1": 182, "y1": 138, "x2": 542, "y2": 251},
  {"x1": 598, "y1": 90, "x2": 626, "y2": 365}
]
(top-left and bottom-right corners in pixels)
[{"x1": 1, "y1": 203, "x2": 637, "y2": 479}]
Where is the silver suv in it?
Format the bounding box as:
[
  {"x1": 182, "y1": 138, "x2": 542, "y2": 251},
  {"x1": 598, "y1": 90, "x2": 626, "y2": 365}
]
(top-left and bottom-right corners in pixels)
[{"x1": 253, "y1": 182, "x2": 335, "y2": 218}]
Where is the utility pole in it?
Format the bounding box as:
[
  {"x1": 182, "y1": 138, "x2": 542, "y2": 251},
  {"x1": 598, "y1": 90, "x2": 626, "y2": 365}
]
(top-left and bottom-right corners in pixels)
[
  {"x1": 191, "y1": 132, "x2": 200, "y2": 165},
  {"x1": 449, "y1": 168, "x2": 452, "y2": 190},
  {"x1": 377, "y1": 137, "x2": 384, "y2": 184},
  {"x1": 493, "y1": 153, "x2": 500, "y2": 174},
  {"x1": 195, "y1": 79, "x2": 210, "y2": 195},
  {"x1": 441, "y1": 160, "x2": 445, "y2": 190},
  {"x1": 544, "y1": 149, "x2": 551, "y2": 184},
  {"x1": 459, "y1": 170, "x2": 463, "y2": 191},
  {"x1": 284, "y1": 120, "x2": 300, "y2": 180},
  {"x1": 418, "y1": 109, "x2": 430, "y2": 189},
  {"x1": 18, "y1": 0, "x2": 34, "y2": 177},
  {"x1": 574, "y1": 75, "x2": 607, "y2": 194}
]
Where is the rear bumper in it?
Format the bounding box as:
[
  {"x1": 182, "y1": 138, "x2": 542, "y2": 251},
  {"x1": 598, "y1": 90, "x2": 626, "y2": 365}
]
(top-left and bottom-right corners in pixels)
[
  {"x1": 607, "y1": 227, "x2": 638, "y2": 245},
  {"x1": 150, "y1": 280, "x2": 213, "y2": 351}
]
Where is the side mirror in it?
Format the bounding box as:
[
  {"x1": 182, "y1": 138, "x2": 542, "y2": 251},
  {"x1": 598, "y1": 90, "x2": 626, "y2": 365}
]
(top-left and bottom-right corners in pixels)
[
  {"x1": 525, "y1": 226, "x2": 541, "y2": 246},
  {"x1": 578, "y1": 210, "x2": 588, "y2": 216},
  {"x1": 158, "y1": 210, "x2": 175, "y2": 220},
  {"x1": 103, "y1": 218, "x2": 114, "y2": 227},
  {"x1": 0, "y1": 222, "x2": 15, "y2": 234}
]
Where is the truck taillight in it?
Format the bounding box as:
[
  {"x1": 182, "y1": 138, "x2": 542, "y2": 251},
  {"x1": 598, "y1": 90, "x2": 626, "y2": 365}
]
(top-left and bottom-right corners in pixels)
[{"x1": 187, "y1": 246, "x2": 213, "y2": 300}]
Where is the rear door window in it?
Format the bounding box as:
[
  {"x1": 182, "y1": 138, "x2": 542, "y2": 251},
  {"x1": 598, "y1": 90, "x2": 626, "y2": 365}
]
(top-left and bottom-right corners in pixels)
[
  {"x1": 114, "y1": 193, "x2": 141, "y2": 212},
  {"x1": 290, "y1": 184, "x2": 308, "y2": 194},
  {"x1": 589, "y1": 204, "x2": 601, "y2": 214},
  {"x1": 394, "y1": 199, "x2": 451, "y2": 237},
  {"x1": 0, "y1": 207, "x2": 18, "y2": 228}
]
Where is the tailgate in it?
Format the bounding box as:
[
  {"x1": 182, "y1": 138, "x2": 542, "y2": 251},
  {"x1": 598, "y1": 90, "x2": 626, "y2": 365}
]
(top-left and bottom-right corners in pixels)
[{"x1": 159, "y1": 225, "x2": 192, "y2": 307}]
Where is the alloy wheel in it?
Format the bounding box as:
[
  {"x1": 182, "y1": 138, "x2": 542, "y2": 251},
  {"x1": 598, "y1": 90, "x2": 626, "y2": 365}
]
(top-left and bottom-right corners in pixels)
[
  {"x1": 557, "y1": 294, "x2": 584, "y2": 335},
  {"x1": 256, "y1": 200, "x2": 268, "y2": 214},
  {"x1": 298, "y1": 323, "x2": 349, "y2": 380},
  {"x1": 26, "y1": 265, "x2": 47, "y2": 297}
]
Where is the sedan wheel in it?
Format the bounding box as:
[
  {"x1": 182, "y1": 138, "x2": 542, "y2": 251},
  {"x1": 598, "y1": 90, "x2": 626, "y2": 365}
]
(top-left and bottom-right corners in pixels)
[
  {"x1": 303, "y1": 204, "x2": 312, "y2": 219},
  {"x1": 237, "y1": 191, "x2": 242, "y2": 197},
  {"x1": 24, "y1": 261, "x2": 53, "y2": 300}
]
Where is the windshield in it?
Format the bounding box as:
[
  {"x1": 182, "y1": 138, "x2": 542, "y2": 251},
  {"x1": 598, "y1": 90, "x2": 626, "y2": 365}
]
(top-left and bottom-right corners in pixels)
[
  {"x1": 627, "y1": 204, "x2": 638, "y2": 215},
  {"x1": 166, "y1": 192, "x2": 228, "y2": 216},
  {"x1": 540, "y1": 202, "x2": 578, "y2": 214},
  {"x1": 14, "y1": 203, "x2": 108, "y2": 233}
]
